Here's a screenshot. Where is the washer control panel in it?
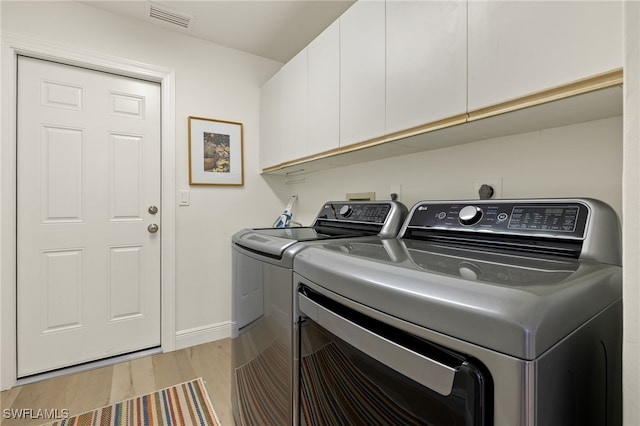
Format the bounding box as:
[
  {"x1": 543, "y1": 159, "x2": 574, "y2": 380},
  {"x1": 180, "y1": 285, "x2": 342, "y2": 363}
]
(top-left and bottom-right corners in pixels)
[
  {"x1": 315, "y1": 202, "x2": 392, "y2": 224},
  {"x1": 313, "y1": 201, "x2": 409, "y2": 239},
  {"x1": 406, "y1": 201, "x2": 589, "y2": 239}
]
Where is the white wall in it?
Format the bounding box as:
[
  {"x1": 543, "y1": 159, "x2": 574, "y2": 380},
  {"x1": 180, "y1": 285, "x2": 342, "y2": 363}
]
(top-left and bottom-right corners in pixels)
[
  {"x1": 0, "y1": 1, "x2": 288, "y2": 353},
  {"x1": 291, "y1": 116, "x2": 623, "y2": 225},
  {"x1": 623, "y1": 2, "x2": 640, "y2": 424}
]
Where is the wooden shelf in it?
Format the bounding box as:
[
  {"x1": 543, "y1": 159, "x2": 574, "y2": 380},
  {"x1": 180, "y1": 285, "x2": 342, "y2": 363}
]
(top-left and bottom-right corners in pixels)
[{"x1": 262, "y1": 69, "x2": 623, "y2": 176}]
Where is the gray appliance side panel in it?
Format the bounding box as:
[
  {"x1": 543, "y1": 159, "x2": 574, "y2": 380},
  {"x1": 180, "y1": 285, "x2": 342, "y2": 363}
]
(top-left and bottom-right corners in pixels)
[
  {"x1": 579, "y1": 198, "x2": 622, "y2": 266},
  {"x1": 534, "y1": 300, "x2": 622, "y2": 426},
  {"x1": 232, "y1": 248, "x2": 295, "y2": 426},
  {"x1": 233, "y1": 248, "x2": 264, "y2": 330},
  {"x1": 294, "y1": 247, "x2": 622, "y2": 359}
]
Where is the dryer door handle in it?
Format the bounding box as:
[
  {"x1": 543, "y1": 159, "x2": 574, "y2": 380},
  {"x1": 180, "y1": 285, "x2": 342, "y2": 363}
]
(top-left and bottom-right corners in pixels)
[{"x1": 299, "y1": 292, "x2": 457, "y2": 396}]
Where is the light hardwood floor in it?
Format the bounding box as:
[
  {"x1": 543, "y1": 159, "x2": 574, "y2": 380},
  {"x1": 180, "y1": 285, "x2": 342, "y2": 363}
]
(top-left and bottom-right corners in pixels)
[{"x1": 0, "y1": 339, "x2": 233, "y2": 425}]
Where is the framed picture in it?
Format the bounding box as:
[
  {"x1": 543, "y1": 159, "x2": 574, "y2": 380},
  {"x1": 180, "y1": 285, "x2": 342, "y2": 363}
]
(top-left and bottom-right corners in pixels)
[{"x1": 188, "y1": 116, "x2": 244, "y2": 186}]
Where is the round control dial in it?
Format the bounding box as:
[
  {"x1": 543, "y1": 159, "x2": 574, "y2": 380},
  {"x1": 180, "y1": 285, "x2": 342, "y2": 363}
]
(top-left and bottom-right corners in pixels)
[
  {"x1": 339, "y1": 205, "x2": 353, "y2": 218},
  {"x1": 459, "y1": 205, "x2": 483, "y2": 225}
]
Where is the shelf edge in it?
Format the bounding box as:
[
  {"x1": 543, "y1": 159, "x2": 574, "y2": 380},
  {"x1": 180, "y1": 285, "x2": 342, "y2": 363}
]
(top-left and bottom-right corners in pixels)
[
  {"x1": 467, "y1": 68, "x2": 623, "y2": 122},
  {"x1": 261, "y1": 68, "x2": 624, "y2": 175}
]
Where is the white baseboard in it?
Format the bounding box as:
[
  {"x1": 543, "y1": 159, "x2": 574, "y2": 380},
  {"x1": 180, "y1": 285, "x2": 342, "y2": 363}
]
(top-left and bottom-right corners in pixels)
[{"x1": 175, "y1": 321, "x2": 232, "y2": 350}]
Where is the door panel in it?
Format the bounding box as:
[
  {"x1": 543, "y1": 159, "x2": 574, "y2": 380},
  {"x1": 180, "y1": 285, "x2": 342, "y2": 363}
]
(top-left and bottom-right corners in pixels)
[
  {"x1": 17, "y1": 56, "x2": 161, "y2": 377},
  {"x1": 41, "y1": 249, "x2": 83, "y2": 333},
  {"x1": 41, "y1": 125, "x2": 84, "y2": 222},
  {"x1": 109, "y1": 133, "x2": 144, "y2": 219},
  {"x1": 108, "y1": 245, "x2": 144, "y2": 321}
]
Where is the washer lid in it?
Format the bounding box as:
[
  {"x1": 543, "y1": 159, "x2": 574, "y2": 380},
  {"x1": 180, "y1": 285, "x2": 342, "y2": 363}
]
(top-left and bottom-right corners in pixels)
[
  {"x1": 231, "y1": 200, "x2": 408, "y2": 259},
  {"x1": 232, "y1": 227, "x2": 327, "y2": 258},
  {"x1": 294, "y1": 238, "x2": 622, "y2": 359}
]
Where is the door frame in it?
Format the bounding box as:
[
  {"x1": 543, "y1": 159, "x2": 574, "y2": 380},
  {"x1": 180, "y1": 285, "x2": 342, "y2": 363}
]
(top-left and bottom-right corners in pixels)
[{"x1": 1, "y1": 35, "x2": 177, "y2": 390}]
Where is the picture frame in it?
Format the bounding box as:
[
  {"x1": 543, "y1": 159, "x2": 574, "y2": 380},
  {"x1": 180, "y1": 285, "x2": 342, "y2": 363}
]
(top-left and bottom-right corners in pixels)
[{"x1": 188, "y1": 116, "x2": 244, "y2": 186}]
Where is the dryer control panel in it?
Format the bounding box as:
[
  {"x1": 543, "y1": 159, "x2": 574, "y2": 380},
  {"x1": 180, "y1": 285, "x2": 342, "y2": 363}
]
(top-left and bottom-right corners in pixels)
[
  {"x1": 406, "y1": 201, "x2": 588, "y2": 239},
  {"x1": 400, "y1": 198, "x2": 621, "y2": 265}
]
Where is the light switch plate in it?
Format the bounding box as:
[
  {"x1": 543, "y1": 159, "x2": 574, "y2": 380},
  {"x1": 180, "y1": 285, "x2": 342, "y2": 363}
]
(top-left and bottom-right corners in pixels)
[{"x1": 179, "y1": 190, "x2": 190, "y2": 206}]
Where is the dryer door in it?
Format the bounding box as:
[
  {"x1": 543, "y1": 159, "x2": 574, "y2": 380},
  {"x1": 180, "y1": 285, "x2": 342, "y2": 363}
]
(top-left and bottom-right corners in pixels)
[{"x1": 298, "y1": 285, "x2": 492, "y2": 426}]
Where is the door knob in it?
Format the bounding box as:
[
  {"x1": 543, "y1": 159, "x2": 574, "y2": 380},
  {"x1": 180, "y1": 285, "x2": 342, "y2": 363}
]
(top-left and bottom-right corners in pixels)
[
  {"x1": 148, "y1": 224, "x2": 159, "y2": 233},
  {"x1": 148, "y1": 205, "x2": 158, "y2": 215}
]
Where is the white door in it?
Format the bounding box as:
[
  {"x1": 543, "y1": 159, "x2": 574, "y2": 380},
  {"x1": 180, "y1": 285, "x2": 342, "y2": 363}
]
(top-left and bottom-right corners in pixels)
[{"x1": 16, "y1": 56, "x2": 161, "y2": 377}]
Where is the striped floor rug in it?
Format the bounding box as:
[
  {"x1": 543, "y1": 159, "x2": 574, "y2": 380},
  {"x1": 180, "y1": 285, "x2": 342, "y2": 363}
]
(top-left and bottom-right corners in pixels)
[{"x1": 42, "y1": 378, "x2": 220, "y2": 426}]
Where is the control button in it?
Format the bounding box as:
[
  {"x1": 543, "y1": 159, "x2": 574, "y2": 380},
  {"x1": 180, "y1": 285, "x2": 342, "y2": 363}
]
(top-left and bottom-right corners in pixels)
[
  {"x1": 459, "y1": 205, "x2": 483, "y2": 225},
  {"x1": 339, "y1": 205, "x2": 353, "y2": 218},
  {"x1": 436, "y1": 211, "x2": 447, "y2": 220},
  {"x1": 497, "y1": 212, "x2": 509, "y2": 222},
  {"x1": 459, "y1": 262, "x2": 482, "y2": 281}
]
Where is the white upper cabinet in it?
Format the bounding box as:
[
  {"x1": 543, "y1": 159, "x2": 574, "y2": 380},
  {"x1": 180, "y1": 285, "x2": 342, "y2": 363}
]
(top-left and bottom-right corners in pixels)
[
  {"x1": 468, "y1": 1, "x2": 623, "y2": 111},
  {"x1": 339, "y1": 0, "x2": 386, "y2": 147},
  {"x1": 260, "y1": 70, "x2": 284, "y2": 170},
  {"x1": 260, "y1": 0, "x2": 623, "y2": 172},
  {"x1": 308, "y1": 20, "x2": 340, "y2": 156},
  {"x1": 386, "y1": 0, "x2": 467, "y2": 134},
  {"x1": 260, "y1": 49, "x2": 308, "y2": 170},
  {"x1": 279, "y1": 48, "x2": 308, "y2": 161}
]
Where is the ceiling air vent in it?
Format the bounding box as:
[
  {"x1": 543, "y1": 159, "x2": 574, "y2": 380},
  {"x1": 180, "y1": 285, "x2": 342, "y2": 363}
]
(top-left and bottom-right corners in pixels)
[{"x1": 147, "y1": 3, "x2": 194, "y2": 29}]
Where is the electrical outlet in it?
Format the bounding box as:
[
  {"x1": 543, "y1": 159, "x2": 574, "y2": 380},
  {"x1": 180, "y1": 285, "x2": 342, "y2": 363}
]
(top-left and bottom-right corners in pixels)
[{"x1": 473, "y1": 178, "x2": 502, "y2": 199}]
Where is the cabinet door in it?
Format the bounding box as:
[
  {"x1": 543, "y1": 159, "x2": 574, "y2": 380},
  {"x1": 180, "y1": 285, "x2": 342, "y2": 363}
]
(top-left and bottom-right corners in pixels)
[
  {"x1": 386, "y1": 0, "x2": 467, "y2": 134},
  {"x1": 280, "y1": 48, "x2": 308, "y2": 161},
  {"x1": 260, "y1": 71, "x2": 284, "y2": 170},
  {"x1": 340, "y1": 0, "x2": 386, "y2": 147},
  {"x1": 468, "y1": 1, "x2": 623, "y2": 111},
  {"x1": 308, "y1": 20, "x2": 340, "y2": 155}
]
